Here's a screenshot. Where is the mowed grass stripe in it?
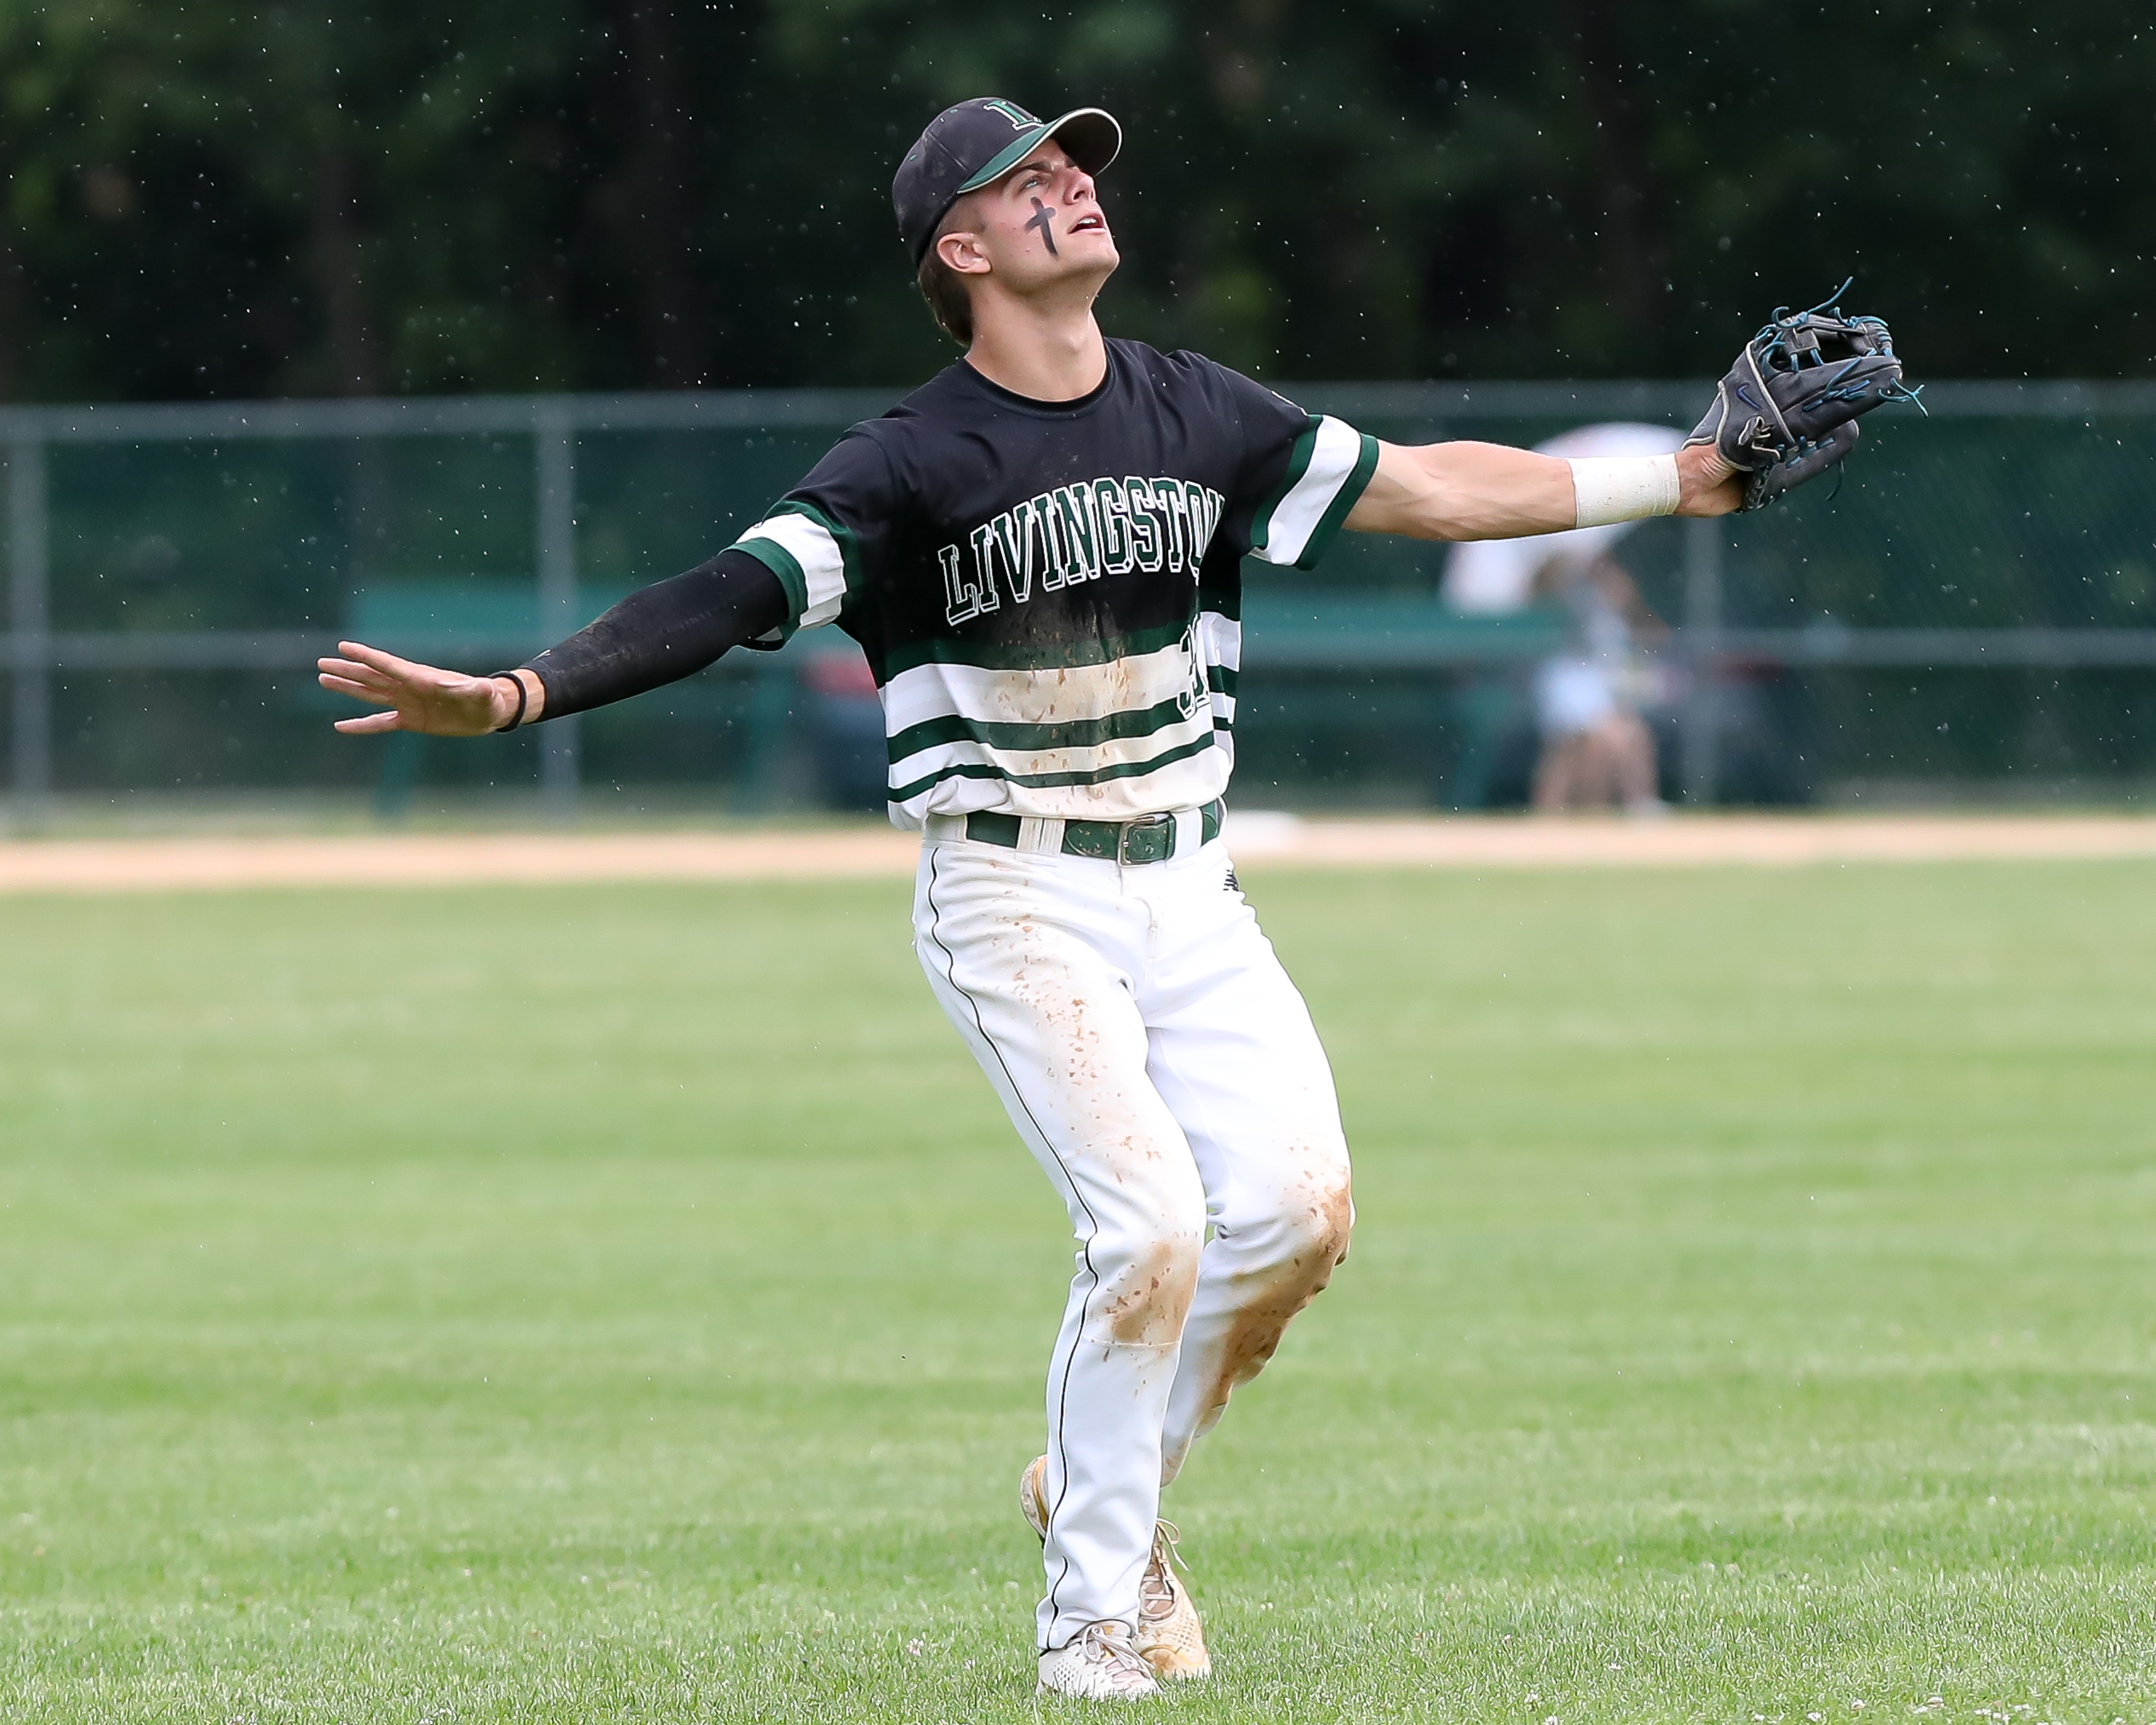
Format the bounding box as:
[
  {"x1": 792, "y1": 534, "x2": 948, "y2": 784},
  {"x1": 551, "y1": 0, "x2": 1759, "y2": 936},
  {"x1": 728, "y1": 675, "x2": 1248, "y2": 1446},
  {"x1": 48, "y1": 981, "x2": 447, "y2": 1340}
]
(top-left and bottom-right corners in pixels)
[{"x1": 1, "y1": 862, "x2": 2152, "y2": 1721}]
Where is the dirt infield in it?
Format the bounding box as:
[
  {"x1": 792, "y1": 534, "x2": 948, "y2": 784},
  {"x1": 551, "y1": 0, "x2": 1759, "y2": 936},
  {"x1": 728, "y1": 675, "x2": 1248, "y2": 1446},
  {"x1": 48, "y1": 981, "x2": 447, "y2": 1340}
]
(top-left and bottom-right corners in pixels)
[{"x1": 1, "y1": 812, "x2": 2152, "y2": 894}]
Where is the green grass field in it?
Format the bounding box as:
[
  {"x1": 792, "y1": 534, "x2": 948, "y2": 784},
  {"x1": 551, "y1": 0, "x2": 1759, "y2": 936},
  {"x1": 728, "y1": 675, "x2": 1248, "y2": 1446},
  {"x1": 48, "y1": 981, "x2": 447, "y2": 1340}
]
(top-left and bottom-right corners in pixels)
[{"x1": 3, "y1": 860, "x2": 2154, "y2": 1722}]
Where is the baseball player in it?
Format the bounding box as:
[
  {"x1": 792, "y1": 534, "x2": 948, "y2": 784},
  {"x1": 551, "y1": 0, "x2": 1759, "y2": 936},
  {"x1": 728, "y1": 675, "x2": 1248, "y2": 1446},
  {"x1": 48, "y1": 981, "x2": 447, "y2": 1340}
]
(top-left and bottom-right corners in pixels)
[{"x1": 320, "y1": 99, "x2": 1906, "y2": 1700}]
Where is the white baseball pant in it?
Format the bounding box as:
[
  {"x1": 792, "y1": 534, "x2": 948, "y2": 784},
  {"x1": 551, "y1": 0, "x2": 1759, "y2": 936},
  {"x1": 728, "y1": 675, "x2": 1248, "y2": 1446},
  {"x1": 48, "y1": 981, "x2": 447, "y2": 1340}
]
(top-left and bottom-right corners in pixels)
[{"x1": 912, "y1": 818, "x2": 1353, "y2": 1651}]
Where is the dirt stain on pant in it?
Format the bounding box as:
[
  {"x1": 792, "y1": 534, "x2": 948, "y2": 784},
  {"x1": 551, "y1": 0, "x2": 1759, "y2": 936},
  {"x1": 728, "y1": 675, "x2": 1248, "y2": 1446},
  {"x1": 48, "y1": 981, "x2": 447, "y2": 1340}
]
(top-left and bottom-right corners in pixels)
[
  {"x1": 1189, "y1": 1175, "x2": 1353, "y2": 1438},
  {"x1": 1094, "y1": 1232, "x2": 1202, "y2": 1346}
]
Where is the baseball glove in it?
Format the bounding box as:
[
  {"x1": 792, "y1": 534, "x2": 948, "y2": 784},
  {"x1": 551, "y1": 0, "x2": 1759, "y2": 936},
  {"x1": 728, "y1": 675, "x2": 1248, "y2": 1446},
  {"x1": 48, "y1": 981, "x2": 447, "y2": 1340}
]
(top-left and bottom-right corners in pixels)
[{"x1": 1688, "y1": 284, "x2": 1921, "y2": 510}]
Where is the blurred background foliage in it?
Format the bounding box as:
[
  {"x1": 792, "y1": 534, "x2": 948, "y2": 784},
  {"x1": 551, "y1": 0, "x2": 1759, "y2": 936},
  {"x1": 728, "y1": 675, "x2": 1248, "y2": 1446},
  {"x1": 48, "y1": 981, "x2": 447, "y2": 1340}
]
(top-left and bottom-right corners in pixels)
[{"x1": 0, "y1": 0, "x2": 2146, "y2": 402}]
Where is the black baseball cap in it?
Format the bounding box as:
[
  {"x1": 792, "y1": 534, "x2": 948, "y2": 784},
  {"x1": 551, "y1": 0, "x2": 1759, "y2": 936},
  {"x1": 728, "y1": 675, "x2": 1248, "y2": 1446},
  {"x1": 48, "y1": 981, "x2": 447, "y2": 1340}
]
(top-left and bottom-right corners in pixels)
[{"x1": 892, "y1": 98, "x2": 1122, "y2": 265}]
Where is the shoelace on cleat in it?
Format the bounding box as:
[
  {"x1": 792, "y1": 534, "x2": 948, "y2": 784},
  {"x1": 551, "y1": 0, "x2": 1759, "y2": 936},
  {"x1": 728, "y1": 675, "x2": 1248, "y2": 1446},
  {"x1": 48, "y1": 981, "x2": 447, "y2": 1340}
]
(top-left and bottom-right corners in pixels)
[
  {"x1": 1068, "y1": 1619, "x2": 1158, "y2": 1684},
  {"x1": 1138, "y1": 1520, "x2": 1191, "y2": 1617}
]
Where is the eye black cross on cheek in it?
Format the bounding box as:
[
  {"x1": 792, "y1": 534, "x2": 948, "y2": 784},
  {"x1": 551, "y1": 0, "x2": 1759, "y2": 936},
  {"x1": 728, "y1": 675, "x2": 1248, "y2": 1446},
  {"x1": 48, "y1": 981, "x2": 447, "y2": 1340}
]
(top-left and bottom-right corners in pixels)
[{"x1": 1026, "y1": 197, "x2": 1059, "y2": 257}]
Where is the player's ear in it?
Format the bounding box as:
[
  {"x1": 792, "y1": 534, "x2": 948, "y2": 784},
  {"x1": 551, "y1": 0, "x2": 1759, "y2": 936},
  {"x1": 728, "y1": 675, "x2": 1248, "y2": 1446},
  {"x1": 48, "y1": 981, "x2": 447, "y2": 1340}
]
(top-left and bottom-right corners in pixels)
[{"x1": 937, "y1": 227, "x2": 991, "y2": 279}]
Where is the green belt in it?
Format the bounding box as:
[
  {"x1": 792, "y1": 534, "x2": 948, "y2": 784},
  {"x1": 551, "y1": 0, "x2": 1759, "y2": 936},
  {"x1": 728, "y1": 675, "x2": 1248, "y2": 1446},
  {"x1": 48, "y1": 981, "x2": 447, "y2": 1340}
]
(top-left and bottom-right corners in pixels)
[{"x1": 962, "y1": 800, "x2": 1224, "y2": 865}]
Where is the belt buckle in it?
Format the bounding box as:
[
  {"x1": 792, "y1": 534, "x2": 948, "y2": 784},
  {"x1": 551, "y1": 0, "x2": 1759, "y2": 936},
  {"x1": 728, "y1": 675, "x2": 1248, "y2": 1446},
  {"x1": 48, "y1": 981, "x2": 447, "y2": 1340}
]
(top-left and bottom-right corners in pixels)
[{"x1": 1118, "y1": 812, "x2": 1174, "y2": 865}]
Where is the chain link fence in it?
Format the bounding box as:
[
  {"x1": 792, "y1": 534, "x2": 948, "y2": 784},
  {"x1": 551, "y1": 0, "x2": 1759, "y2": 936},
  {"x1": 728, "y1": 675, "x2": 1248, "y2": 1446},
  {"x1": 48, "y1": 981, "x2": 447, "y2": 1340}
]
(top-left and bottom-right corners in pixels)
[{"x1": 3, "y1": 382, "x2": 2151, "y2": 824}]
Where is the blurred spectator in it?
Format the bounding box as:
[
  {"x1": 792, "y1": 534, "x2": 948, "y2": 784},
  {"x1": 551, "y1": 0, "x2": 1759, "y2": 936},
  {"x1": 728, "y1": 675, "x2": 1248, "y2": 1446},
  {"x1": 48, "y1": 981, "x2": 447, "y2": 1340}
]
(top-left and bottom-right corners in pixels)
[
  {"x1": 1442, "y1": 422, "x2": 1685, "y2": 817},
  {"x1": 1528, "y1": 552, "x2": 1669, "y2": 817}
]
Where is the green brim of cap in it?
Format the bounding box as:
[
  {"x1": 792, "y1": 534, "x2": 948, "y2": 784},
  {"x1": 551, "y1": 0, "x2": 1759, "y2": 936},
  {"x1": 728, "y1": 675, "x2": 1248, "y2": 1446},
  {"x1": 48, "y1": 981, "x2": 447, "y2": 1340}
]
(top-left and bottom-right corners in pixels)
[{"x1": 955, "y1": 107, "x2": 1122, "y2": 194}]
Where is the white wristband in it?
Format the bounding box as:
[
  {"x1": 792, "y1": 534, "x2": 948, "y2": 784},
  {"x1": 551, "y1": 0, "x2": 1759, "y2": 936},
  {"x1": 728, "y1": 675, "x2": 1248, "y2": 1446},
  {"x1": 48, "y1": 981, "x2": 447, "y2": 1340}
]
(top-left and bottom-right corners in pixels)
[{"x1": 1568, "y1": 454, "x2": 1681, "y2": 528}]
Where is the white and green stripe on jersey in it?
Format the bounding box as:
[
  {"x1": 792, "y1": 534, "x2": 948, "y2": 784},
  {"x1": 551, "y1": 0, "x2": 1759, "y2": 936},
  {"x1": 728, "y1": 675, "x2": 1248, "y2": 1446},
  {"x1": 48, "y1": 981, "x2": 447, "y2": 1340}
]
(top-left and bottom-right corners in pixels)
[
  {"x1": 878, "y1": 618, "x2": 1225, "y2": 818},
  {"x1": 1249, "y1": 413, "x2": 1379, "y2": 570},
  {"x1": 729, "y1": 500, "x2": 856, "y2": 636},
  {"x1": 729, "y1": 413, "x2": 1375, "y2": 825}
]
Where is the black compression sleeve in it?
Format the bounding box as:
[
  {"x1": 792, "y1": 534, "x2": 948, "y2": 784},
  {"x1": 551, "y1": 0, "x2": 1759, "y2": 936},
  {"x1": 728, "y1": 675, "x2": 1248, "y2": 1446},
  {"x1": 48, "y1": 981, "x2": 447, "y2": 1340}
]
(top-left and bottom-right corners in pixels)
[{"x1": 516, "y1": 549, "x2": 789, "y2": 720}]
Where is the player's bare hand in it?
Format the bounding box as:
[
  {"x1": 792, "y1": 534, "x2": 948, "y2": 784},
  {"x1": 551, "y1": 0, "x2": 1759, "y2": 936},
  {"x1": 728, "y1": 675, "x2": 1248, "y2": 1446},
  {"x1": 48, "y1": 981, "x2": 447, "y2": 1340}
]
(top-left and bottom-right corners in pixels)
[
  {"x1": 1673, "y1": 443, "x2": 1745, "y2": 518},
  {"x1": 317, "y1": 641, "x2": 529, "y2": 736}
]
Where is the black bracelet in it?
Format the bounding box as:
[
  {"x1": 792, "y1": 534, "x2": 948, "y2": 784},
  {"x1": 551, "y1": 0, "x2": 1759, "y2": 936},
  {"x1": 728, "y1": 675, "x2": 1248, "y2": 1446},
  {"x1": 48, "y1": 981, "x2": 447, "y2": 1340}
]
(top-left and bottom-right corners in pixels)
[{"x1": 491, "y1": 673, "x2": 529, "y2": 733}]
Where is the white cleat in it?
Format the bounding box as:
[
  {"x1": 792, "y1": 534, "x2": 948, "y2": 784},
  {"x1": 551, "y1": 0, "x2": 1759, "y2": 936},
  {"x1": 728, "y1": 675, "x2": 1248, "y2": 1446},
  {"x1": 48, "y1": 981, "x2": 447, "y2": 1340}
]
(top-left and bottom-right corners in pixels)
[
  {"x1": 1020, "y1": 1454, "x2": 1212, "y2": 1683},
  {"x1": 1037, "y1": 1618, "x2": 1162, "y2": 1700},
  {"x1": 1136, "y1": 1518, "x2": 1212, "y2": 1681}
]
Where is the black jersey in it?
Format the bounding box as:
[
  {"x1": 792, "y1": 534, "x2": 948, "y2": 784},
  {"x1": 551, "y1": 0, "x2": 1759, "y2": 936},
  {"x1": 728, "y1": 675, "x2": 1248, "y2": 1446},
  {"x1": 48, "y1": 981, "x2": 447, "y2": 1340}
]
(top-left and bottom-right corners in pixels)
[{"x1": 729, "y1": 338, "x2": 1377, "y2": 825}]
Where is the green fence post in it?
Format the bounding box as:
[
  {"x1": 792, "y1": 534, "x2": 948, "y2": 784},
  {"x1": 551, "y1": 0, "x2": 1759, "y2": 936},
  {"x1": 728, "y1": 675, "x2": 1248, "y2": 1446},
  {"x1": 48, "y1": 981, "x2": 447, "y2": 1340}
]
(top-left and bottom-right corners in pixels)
[
  {"x1": 733, "y1": 653, "x2": 795, "y2": 816},
  {"x1": 8, "y1": 434, "x2": 50, "y2": 828},
  {"x1": 373, "y1": 732, "x2": 425, "y2": 823},
  {"x1": 1682, "y1": 515, "x2": 1722, "y2": 806},
  {"x1": 535, "y1": 404, "x2": 579, "y2": 824}
]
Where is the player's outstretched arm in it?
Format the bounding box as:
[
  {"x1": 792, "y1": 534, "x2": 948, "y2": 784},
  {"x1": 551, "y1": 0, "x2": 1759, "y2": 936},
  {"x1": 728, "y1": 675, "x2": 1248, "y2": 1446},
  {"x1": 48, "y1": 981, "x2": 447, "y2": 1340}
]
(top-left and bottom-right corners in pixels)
[
  {"x1": 317, "y1": 552, "x2": 789, "y2": 737},
  {"x1": 317, "y1": 643, "x2": 535, "y2": 736},
  {"x1": 1343, "y1": 438, "x2": 1740, "y2": 543}
]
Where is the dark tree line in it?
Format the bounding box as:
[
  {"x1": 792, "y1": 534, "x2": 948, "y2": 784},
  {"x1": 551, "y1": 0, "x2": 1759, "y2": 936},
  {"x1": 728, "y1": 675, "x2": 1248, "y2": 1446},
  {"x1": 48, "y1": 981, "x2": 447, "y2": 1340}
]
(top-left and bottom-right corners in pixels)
[{"x1": 0, "y1": 0, "x2": 2146, "y2": 401}]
